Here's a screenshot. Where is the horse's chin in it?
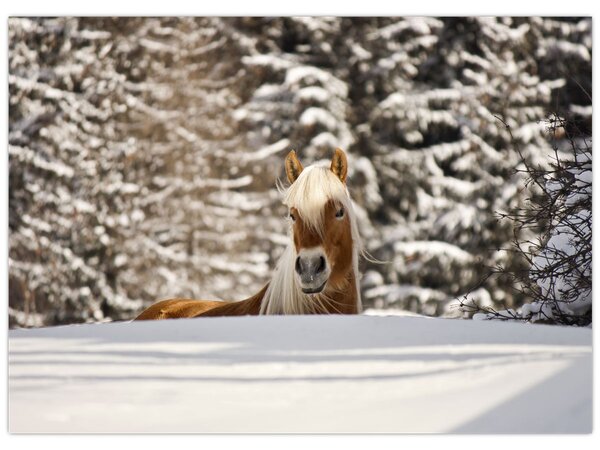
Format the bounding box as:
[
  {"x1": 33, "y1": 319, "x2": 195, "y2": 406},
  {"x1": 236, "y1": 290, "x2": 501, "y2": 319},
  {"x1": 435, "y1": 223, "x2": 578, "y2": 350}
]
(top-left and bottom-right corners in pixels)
[{"x1": 301, "y1": 281, "x2": 327, "y2": 295}]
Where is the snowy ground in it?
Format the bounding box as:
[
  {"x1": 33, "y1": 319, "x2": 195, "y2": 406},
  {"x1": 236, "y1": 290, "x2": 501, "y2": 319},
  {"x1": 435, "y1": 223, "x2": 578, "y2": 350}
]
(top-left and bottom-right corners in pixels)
[{"x1": 8, "y1": 315, "x2": 591, "y2": 433}]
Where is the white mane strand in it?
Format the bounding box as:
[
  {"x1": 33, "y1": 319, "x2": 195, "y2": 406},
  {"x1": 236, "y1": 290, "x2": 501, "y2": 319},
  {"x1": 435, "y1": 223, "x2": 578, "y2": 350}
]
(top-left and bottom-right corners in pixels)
[{"x1": 260, "y1": 164, "x2": 363, "y2": 315}]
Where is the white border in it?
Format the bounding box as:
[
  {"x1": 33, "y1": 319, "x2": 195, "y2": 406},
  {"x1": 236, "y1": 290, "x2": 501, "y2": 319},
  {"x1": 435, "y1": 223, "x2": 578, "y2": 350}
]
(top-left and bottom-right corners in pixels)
[
  {"x1": 0, "y1": 0, "x2": 595, "y2": 16},
  {"x1": 1, "y1": 3, "x2": 596, "y2": 450}
]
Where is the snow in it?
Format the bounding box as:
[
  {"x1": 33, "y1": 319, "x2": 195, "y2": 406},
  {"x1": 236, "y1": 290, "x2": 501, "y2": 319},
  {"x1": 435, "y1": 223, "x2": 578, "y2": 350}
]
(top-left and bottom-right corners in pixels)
[
  {"x1": 285, "y1": 66, "x2": 348, "y2": 98},
  {"x1": 365, "y1": 284, "x2": 448, "y2": 307},
  {"x1": 297, "y1": 86, "x2": 331, "y2": 104},
  {"x1": 299, "y1": 107, "x2": 338, "y2": 131},
  {"x1": 393, "y1": 240, "x2": 474, "y2": 264},
  {"x1": 238, "y1": 138, "x2": 290, "y2": 162},
  {"x1": 370, "y1": 18, "x2": 443, "y2": 40},
  {"x1": 309, "y1": 131, "x2": 338, "y2": 148},
  {"x1": 9, "y1": 145, "x2": 75, "y2": 178},
  {"x1": 571, "y1": 104, "x2": 592, "y2": 117},
  {"x1": 9, "y1": 316, "x2": 591, "y2": 433},
  {"x1": 539, "y1": 38, "x2": 591, "y2": 61},
  {"x1": 445, "y1": 288, "x2": 494, "y2": 319},
  {"x1": 242, "y1": 54, "x2": 295, "y2": 71}
]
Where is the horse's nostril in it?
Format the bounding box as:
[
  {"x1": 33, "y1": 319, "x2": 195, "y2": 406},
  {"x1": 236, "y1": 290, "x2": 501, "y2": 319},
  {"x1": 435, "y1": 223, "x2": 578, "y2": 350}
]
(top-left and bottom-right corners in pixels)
[
  {"x1": 295, "y1": 253, "x2": 326, "y2": 278},
  {"x1": 316, "y1": 256, "x2": 326, "y2": 274}
]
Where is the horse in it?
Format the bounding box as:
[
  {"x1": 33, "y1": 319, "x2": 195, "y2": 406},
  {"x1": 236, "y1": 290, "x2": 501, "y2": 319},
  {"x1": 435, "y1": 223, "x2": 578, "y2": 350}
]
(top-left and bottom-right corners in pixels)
[{"x1": 135, "y1": 148, "x2": 363, "y2": 320}]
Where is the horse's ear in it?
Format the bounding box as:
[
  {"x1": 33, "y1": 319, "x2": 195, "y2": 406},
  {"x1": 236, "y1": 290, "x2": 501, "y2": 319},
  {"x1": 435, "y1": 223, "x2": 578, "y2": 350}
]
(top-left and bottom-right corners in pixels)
[
  {"x1": 285, "y1": 150, "x2": 304, "y2": 184},
  {"x1": 330, "y1": 148, "x2": 348, "y2": 184}
]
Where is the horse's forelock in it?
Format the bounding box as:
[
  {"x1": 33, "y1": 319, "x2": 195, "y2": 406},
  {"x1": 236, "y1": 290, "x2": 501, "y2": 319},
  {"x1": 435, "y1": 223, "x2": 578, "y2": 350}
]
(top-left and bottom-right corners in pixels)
[{"x1": 283, "y1": 166, "x2": 351, "y2": 236}]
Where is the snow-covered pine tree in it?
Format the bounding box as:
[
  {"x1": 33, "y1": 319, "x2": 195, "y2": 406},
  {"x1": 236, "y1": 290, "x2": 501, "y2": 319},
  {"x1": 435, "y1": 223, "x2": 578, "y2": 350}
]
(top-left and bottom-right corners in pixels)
[{"x1": 9, "y1": 17, "x2": 281, "y2": 326}]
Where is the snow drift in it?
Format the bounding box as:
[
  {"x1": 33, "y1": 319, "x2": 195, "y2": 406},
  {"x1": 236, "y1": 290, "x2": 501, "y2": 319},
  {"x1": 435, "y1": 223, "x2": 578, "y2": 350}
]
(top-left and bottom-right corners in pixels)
[{"x1": 8, "y1": 315, "x2": 591, "y2": 433}]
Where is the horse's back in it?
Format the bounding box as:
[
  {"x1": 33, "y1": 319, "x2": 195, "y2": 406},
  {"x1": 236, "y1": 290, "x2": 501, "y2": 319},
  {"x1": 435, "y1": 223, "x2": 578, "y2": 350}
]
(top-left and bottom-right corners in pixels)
[{"x1": 135, "y1": 299, "x2": 225, "y2": 321}]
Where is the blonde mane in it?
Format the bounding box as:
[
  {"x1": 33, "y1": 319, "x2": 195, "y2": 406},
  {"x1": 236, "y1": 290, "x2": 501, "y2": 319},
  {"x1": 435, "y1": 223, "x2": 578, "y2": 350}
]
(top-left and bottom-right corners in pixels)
[{"x1": 259, "y1": 164, "x2": 363, "y2": 315}]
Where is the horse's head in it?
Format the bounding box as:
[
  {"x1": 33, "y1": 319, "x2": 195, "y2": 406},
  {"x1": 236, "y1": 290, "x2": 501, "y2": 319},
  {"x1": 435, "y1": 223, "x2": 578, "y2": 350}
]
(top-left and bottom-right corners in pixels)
[{"x1": 284, "y1": 148, "x2": 356, "y2": 295}]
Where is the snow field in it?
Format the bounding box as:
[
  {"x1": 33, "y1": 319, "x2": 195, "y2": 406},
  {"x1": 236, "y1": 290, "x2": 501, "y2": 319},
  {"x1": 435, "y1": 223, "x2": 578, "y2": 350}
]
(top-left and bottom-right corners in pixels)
[{"x1": 9, "y1": 315, "x2": 591, "y2": 433}]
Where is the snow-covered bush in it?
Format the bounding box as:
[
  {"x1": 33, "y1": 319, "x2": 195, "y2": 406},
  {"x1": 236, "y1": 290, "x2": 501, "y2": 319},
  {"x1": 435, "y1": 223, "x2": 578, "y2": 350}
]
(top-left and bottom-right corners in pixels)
[{"x1": 467, "y1": 112, "x2": 592, "y2": 326}]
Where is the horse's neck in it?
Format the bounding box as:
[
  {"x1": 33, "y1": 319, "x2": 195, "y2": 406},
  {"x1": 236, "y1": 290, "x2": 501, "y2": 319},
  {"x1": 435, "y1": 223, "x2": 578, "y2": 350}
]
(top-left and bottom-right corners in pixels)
[{"x1": 320, "y1": 269, "x2": 359, "y2": 314}]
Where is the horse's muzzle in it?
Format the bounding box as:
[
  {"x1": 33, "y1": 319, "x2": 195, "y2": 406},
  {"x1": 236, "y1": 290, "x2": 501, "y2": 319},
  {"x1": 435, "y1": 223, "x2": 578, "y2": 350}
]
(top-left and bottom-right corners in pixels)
[{"x1": 295, "y1": 248, "x2": 330, "y2": 294}]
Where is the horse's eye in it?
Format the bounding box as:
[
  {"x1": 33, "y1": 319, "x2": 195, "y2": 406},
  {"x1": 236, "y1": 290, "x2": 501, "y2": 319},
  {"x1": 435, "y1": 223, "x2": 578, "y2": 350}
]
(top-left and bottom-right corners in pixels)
[{"x1": 335, "y1": 207, "x2": 344, "y2": 219}]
